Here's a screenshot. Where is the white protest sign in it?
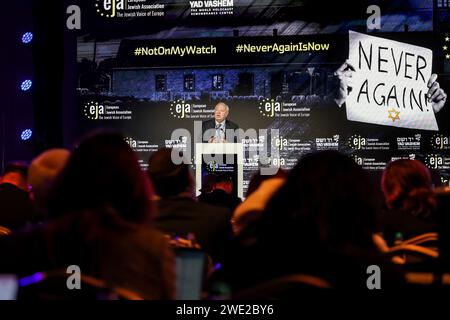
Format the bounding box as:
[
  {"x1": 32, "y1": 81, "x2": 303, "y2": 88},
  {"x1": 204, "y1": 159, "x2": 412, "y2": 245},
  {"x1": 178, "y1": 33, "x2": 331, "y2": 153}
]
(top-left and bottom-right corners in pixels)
[{"x1": 346, "y1": 30, "x2": 438, "y2": 131}]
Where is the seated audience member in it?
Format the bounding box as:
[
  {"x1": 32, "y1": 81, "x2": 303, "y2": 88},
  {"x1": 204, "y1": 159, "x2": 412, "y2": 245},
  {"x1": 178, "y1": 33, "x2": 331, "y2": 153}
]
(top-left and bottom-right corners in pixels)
[
  {"x1": 231, "y1": 170, "x2": 287, "y2": 236},
  {"x1": 28, "y1": 149, "x2": 71, "y2": 220},
  {"x1": 0, "y1": 132, "x2": 175, "y2": 299},
  {"x1": 197, "y1": 174, "x2": 216, "y2": 201},
  {"x1": 0, "y1": 162, "x2": 36, "y2": 230},
  {"x1": 198, "y1": 174, "x2": 242, "y2": 212},
  {"x1": 148, "y1": 148, "x2": 232, "y2": 261},
  {"x1": 217, "y1": 151, "x2": 402, "y2": 291},
  {"x1": 379, "y1": 159, "x2": 437, "y2": 246}
]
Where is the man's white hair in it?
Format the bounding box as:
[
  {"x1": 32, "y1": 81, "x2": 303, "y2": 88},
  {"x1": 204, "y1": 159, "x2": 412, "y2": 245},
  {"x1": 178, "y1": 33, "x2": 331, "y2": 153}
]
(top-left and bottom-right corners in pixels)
[{"x1": 215, "y1": 102, "x2": 229, "y2": 112}]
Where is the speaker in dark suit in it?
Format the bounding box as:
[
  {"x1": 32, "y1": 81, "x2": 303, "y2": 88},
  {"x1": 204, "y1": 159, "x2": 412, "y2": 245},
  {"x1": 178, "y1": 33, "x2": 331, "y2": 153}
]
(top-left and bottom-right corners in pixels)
[{"x1": 201, "y1": 102, "x2": 240, "y2": 143}]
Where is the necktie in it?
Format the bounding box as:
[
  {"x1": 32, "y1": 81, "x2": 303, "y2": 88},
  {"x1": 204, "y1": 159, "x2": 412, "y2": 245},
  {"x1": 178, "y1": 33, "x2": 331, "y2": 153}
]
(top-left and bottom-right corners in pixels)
[{"x1": 215, "y1": 123, "x2": 224, "y2": 142}]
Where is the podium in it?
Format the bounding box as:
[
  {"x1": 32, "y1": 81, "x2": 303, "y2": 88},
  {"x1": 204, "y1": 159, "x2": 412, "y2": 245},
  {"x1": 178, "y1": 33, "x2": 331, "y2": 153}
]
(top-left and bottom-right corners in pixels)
[{"x1": 195, "y1": 143, "x2": 244, "y2": 199}]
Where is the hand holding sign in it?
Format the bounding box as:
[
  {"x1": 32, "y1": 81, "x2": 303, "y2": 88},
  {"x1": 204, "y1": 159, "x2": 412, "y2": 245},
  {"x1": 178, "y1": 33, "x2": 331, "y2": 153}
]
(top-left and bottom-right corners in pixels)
[
  {"x1": 334, "y1": 59, "x2": 356, "y2": 107},
  {"x1": 338, "y1": 31, "x2": 447, "y2": 131},
  {"x1": 427, "y1": 74, "x2": 447, "y2": 113}
]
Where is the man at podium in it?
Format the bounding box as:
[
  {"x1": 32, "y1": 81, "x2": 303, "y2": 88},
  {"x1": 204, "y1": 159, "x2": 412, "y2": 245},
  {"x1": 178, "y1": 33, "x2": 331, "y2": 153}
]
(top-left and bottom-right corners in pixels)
[{"x1": 201, "y1": 102, "x2": 239, "y2": 143}]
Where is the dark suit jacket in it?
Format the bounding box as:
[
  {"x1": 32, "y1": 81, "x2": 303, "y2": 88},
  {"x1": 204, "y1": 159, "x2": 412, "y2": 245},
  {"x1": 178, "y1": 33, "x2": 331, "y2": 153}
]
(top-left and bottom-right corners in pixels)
[
  {"x1": 0, "y1": 183, "x2": 37, "y2": 230},
  {"x1": 154, "y1": 196, "x2": 232, "y2": 261},
  {"x1": 198, "y1": 189, "x2": 242, "y2": 212},
  {"x1": 201, "y1": 119, "x2": 240, "y2": 143}
]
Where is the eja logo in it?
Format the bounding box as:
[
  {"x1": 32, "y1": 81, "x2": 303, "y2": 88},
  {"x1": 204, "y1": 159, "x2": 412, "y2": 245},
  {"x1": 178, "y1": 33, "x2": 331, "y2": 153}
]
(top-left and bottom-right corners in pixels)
[
  {"x1": 206, "y1": 161, "x2": 219, "y2": 173},
  {"x1": 95, "y1": 0, "x2": 125, "y2": 18},
  {"x1": 258, "y1": 99, "x2": 281, "y2": 118},
  {"x1": 84, "y1": 101, "x2": 104, "y2": 120},
  {"x1": 347, "y1": 135, "x2": 366, "y2": 150},
  {"x1": 274, "y1": 136, "x2": 288, "y2": 151},
  {"x1": 353, "y1": 155, "x2": 363, "y2": 166},
  {"x1": 125, "y1": 137, "x2": 137, "y2": 148},
  {"x1": 425, "y1": 154, "x2": 445, "y2": 170},
  {"x1": 170, "y1": 100, "x2": 191, "y2": 119},
  {"x1": 430, "y1": 134, "x2": 450, "y2": 150}
]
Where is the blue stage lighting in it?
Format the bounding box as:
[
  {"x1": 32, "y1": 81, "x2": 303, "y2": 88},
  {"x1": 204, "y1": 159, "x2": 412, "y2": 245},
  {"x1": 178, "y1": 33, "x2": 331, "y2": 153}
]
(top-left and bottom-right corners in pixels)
[
  {"x1": 21, "y1": 32, "x2": 33, "y2": 44},
  {"x1": 20, "y1": 129, "x2": 33, "y2": 141},
  {"x1": 20, "y1": 80, "x2": 32, "y2": 91}
]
